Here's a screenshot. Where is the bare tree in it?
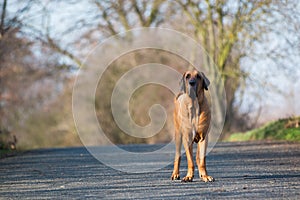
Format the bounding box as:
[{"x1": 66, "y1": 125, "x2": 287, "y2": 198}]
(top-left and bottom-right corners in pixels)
[
  {"x1": 0, "y1": 0, "x2": 75, "y2": 149},
  {"x1": 10, "y1": 0, "x2": 299, "y2": 145},
  {"x1": 15, "y1": 0, "x2": 167, "y2": 69},
  {"x1": 169, "y1": 0, "x2": 300, "y2": 134}
]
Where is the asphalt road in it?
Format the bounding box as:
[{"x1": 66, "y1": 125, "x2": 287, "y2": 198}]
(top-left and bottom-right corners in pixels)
[{"x1": 0, "y1": 141, "x2": 299, "y2": 199}]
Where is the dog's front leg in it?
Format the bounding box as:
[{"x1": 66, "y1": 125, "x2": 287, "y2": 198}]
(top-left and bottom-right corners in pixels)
[
  {"x1": 181, "y1": 135, "x2": 194, "y2": 182},
  {"x1": 171, "y1": 129, "x2": 182, "y2": 180},
  {"x1": 196, "y1": 136, "x2": 214, "y2": 182}
]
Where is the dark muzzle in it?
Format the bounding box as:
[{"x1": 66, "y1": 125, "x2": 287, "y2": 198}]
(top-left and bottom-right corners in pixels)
[{"x1": 189, "y1": 79, "x2": 196, "y2": 86}]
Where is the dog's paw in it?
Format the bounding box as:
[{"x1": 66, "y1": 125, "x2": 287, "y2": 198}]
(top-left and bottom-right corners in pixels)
[
  {"x1": 201, "y1": 175, "x2": 214, "y2": 182},
  {"x1": 181, "y1": 176, "x2": 193, "y2": 182},
  {"x1": 171, "y1": 173, "x2": 180, "y2": 180}
]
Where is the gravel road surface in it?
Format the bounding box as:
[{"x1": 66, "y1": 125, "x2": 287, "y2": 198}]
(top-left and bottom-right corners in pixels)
[{"x1": 0, "y1": 141, "x2": 299, "y2": 199}]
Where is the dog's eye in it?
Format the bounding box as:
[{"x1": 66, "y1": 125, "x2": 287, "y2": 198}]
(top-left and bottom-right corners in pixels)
[
  {"x1": 196, "y1": 74, "x2": 201, "y2": 79},
  {"x1": 186, "y1": 74, "x2": 191, "y2": 79}
]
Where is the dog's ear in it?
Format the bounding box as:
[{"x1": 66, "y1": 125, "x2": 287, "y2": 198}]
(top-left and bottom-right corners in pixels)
[
  {"x1": 180, "y1": 72, "x2": 186, "y2": 93},
  {"x1": 201, "y1": 72, "x2": 210, "y2": 90}
]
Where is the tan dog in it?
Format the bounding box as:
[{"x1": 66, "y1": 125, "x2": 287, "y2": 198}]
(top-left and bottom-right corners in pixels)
[{"x1": 171, "y1": 70, "x2": 214, "y2": 182}]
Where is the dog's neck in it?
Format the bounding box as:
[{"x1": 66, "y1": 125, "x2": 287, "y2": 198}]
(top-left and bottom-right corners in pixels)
[
  {"x1": 188, "y1": 87, "x2": 205, "y2": 104},
  {"x1": 188, "y1": 87, "x2": 197, "y2": 100},
  {"x1": 187, "y1": 90, "x2": 200, "y2": 136}
]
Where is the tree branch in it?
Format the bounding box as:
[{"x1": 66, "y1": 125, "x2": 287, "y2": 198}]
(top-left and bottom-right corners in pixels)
[
  {"x1": 0, "y1": 0, "x2": 7, "y2": 37},
  {"x1": 46, "y1": 35, "x2": 82, "y2": 67},
  {"x1": 94, "y1": 1, "x2": 117, "y2": 35},
  {"x1": 116, "y1": 0, "x2": 131, "y2": 31},
  {"x1": 132, "y1": 0, "x2": 146, "y2": 25},
  {"x1": 145, "y1": 0, "x2": 163, "y2": 26},
  {"x1": 205, "y1": 0, "x2": 216, "y2": 61}
]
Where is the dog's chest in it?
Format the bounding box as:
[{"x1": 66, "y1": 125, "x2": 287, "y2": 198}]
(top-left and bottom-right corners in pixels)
[{"x1": 177, "y1": 94, "x2": 200, "y2": 131}]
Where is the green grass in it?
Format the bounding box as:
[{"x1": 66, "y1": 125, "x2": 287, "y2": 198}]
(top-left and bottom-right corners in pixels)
[{"x1": 227, "y1": 116, "x2": 300, "y2": 142}]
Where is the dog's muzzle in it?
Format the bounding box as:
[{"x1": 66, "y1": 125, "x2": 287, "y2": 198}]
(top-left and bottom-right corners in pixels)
[
  {"x1": 188, "y1": 78, "x2": 197, "y2": 98},
  {"x1": 189, "y1": 79, "x2": 196, "y2": 87}
]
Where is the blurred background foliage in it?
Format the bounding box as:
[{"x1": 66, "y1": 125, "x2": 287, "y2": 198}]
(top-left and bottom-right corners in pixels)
[
  {"x1": 0, "y1": 0, "x2": 300, "y2": 150},
  {"x1": 227, "y1": 116, "x2": 300, "y2": 142}
]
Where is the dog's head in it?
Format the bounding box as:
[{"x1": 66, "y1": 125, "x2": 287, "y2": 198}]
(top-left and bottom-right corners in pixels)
[{"x1": 180, "y1": 70, "x2": 210, "y2": 98}]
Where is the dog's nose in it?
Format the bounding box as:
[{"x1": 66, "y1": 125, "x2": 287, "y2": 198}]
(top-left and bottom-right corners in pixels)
[{"x1": 189, "y1": 79, "x2": 196, "y2": 86}]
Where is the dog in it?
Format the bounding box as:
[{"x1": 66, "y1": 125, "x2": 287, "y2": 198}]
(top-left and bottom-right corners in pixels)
[{"x1": 171, "y1": 70, "x2": 214, "y2": 182}]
